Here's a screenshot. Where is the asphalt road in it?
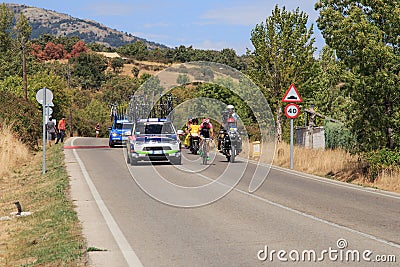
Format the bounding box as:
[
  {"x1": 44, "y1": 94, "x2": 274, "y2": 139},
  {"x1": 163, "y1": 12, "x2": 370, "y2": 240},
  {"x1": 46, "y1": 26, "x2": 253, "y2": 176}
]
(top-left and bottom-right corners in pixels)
[{"x1": 65, "y1": 137, "x2": 400, "y2": 266}]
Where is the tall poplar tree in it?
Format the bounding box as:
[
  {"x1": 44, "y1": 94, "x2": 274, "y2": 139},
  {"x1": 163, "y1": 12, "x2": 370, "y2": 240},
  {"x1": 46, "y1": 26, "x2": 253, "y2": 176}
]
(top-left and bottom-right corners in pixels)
[{"x1": 248, "y1": 5, "x2": 316, "y2": 142}]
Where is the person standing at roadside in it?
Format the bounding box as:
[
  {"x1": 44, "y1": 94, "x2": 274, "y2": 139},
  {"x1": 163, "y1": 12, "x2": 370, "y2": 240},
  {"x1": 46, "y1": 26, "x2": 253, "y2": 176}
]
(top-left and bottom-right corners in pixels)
[
  {"x1": 56, "y1": 117, "x2": 66, "y2": 144},
  {"x1": 46, "y1": 116, "x2": 57, "y2": 147},
  {"x1": 95, "y1": 123, "x2": 100, "y2": 138}
]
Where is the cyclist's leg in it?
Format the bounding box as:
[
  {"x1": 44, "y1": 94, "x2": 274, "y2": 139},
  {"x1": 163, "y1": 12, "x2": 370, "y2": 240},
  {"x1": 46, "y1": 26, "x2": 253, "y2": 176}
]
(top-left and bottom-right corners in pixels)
[{"x1": 199, "y1": 136, "x2": 203, "y2": 155}]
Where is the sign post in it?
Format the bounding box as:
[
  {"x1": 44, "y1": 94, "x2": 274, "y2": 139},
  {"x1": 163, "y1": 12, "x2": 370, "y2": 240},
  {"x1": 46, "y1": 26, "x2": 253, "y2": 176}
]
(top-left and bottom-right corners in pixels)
[
  {"x1": 282, "y1": 84, "x2": 302, "y2": 170},
  {"x1": 36, "y1": 88, "x2": 54, "y2": 174}
]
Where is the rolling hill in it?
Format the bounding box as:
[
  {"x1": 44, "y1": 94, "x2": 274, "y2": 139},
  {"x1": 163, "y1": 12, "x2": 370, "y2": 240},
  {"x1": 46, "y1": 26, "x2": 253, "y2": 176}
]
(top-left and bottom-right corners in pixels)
[{"x1": 6, "y1": 3, "x2": 168, "y2": 49}]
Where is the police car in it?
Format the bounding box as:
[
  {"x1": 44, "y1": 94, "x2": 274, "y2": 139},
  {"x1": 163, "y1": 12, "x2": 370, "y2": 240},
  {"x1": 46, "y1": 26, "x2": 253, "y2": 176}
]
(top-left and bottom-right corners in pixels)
[
  {"x1": 108, "y1": 119, "x2": 133, "y2": 147},
  {"x1": 126, "y1": 118, "x2": 181, "y2": 165}
]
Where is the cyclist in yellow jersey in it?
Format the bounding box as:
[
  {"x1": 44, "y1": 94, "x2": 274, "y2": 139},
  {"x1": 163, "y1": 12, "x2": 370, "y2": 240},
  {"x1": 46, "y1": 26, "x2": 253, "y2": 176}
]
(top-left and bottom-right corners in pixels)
[{"x1": 188, "y1": 118, "x2": 200, "y2": 149}]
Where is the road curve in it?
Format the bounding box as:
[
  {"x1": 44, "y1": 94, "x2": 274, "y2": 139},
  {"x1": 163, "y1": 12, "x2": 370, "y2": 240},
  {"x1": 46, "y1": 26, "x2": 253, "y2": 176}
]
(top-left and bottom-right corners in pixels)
[{"x1": 65, "y1": 137, "x2": 400, "y2": 266}]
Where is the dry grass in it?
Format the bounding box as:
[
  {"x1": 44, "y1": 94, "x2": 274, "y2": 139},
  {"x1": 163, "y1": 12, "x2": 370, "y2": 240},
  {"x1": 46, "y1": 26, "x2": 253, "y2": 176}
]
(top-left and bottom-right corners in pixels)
[
  {"x1": 271, "y1": 142, "x2": 400, "y2": 193},
  {"x1": 0, "y1": 124, "x2": 30, "y2": 177},
  {"x1": 0, "y1": 132, "x2": 86, "y2": 266}
]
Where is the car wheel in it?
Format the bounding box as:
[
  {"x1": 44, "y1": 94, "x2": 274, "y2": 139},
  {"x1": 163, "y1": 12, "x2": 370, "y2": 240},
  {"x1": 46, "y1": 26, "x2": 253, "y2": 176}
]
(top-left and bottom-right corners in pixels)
[
  {"x1": 126, "y1": 152, "x2": 131, "y2": 164},
  {"x1": 170, "y1": 157, "x2": 181, "y2": 165}
]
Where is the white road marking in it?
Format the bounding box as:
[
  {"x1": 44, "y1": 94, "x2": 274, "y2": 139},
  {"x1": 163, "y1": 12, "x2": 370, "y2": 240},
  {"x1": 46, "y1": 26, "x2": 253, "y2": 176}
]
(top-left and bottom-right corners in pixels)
[
  {"x1": 194, "y1": 171, "x2": 400, "y2": 250},
  {"x1": 269, "y1": 164, "x2": 400, "y2": 200},
  {"x1": 71, "y1": 138, "x2": 143, "y2": 267},
  {"x1": 124, "y1": 146, "x2": 400, "y2": 249}
]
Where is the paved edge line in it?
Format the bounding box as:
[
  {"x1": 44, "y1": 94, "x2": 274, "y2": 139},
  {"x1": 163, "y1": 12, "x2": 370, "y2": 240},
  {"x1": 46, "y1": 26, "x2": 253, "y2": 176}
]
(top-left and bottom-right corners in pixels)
[
  {"x1": 122, "y1": 145, "x2": 400, "y2": 249},
  {"x1": 244, "y1": 157, "x2": 400, "y2": 200},
  {"x1": 194, "y1": 171, "x2": 400, "y2": 250},
  {"x1": 71, "y1": 138, "x2": 144, "y2": 267}
]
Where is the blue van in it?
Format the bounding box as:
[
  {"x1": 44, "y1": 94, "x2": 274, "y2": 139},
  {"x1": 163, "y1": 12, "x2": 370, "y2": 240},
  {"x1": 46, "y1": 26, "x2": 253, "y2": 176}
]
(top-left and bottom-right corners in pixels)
[{"x1": 108, "y1": 119, "x2": 133, "y2": 147}]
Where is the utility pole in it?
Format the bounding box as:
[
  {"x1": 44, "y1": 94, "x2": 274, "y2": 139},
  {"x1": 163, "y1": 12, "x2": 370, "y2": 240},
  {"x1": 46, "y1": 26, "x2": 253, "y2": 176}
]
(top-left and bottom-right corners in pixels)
[{"x1": 22, "y1": 36, "x2": 28, "y2": 100}]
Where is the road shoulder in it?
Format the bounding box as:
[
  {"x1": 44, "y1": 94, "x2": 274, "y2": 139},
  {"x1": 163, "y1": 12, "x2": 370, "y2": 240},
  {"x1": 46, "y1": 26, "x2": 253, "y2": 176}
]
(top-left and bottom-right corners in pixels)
[{"x1": 64, "y1": 137, "x2": 129, "y2": 267}]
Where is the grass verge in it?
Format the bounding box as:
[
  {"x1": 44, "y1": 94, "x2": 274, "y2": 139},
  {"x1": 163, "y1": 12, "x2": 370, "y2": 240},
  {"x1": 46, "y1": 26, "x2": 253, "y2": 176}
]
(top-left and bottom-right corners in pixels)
[
  {"x1": 0, "y1": 143, "x2": 86, "y2": 266},
  {"x1": 273, "y1": 142, "x2": 400, "y2": 193}
]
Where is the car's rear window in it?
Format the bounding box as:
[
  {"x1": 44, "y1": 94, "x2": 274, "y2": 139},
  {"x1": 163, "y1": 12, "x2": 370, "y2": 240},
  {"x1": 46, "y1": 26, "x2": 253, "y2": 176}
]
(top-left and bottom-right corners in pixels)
[
  {"x1": 135, "y1": 122, "x2": 174, "y2": 135},
  {"x1": 115, "y1": 122, "x2": 133, "y2": 130}
]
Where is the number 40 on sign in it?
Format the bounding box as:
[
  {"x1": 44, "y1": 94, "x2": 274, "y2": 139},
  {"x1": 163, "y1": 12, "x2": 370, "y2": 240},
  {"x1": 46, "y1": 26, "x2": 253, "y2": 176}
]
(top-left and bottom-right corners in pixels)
[{"x1": 284, "y1": 103, "x2": 300, "y2": 119}]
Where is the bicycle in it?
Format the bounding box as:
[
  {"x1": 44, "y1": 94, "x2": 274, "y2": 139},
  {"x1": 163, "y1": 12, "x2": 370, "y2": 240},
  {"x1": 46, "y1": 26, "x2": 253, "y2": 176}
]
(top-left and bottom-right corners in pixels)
[{"x1": 201, "y1": 138, "x2": 211, "y2": 165}]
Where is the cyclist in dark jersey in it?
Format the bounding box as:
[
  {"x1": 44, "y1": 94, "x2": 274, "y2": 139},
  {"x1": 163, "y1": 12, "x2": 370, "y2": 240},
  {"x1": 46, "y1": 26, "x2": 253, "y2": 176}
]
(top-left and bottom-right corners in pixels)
[{"x1": 199, "y1": 118, "x2": 213, "y2": 159}]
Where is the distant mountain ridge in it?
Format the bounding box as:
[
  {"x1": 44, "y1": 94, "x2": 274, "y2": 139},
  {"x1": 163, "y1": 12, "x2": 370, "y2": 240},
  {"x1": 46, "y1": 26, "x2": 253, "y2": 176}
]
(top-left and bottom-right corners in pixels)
[{"x1": 6, "y1": 3, "x2": 168, "y2": 49}]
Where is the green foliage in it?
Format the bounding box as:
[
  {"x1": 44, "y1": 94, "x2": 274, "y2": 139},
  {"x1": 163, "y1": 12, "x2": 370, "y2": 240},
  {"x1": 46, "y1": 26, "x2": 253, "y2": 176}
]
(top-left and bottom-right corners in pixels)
[
  {"x1": 304, "y1": 47, "x2": 353, "y2": 121},
  {"x1": 363, "y1": 148, "x2": 400, "y2": 181},
  {"x1": 0, "y1": 3, "x2": 13, "y2": 53},
  {"x1": 69, "y1": 52, "x2": 108, "y2": 89},
  {"x1": 248, "y1": 5, "x2": 316, "y2": 141},
  {"x1": 195, "y1": 81, "x2": 254, "y2": 125},
  {"x1": 73, "y1": 98, "x2": 110, "y2": 137},
  {"x1": 117, "y1": 41, "x2": 148, "y2": 60},
  {"x1": 15, "y1": 12, "x2": 31, "y2": 43},
  {"x1": 110, "y1": 57, "x2": 125, "y2": 73},
  {"x1": 316, "y1": 0, "x2": 400, "y2": 151},
  {"x1": 131, "y1": 66, "x2": 140, "y2": 78},
  {"x1": 177, "y1": 73, "x2": 190, "y2": 85},
  {"x1": 87, "y1": 42, "x2": 114, "y2": 52},
  {"x1": 324, "y1": 121, "x2": 356, "y2": 151},
  {"x1": 100, "y1": 75, "x2": 139, "y2": 105},
  {"x1": 0, "y1": 91, "x2": 41, "y2": 149},
  {"x1": 0, "y1": 72, "x2": 69, "y2": 109}
]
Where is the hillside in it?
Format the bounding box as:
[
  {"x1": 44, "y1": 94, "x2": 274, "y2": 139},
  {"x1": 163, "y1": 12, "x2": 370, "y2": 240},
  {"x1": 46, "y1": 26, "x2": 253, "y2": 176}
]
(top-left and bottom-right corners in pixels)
[{"x1": 6, "y1": 3, "x2": 168, "y2": 49}]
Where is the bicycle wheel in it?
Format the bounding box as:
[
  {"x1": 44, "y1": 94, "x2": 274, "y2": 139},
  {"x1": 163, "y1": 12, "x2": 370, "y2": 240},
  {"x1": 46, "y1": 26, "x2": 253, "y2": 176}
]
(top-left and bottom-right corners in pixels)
[
  {"x1": 230, "y1": 145, "x2": 235, "y2": 163},
  {"x1": 202, "y1": 139, "x2": 208, "y2": 165}
]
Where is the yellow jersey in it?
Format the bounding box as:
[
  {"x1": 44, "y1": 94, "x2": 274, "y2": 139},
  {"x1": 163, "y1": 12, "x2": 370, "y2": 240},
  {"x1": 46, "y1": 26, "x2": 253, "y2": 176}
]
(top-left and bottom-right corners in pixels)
[{"x1": 189, "y1": 124, "x2": 200, "y2": 136}]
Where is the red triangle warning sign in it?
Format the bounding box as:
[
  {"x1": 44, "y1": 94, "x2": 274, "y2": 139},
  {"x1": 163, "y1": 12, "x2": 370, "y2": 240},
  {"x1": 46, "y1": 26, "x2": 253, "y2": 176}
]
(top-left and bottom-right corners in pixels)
[{"x1": 282, "y1": 84, "x2": 302, "y2": 103}]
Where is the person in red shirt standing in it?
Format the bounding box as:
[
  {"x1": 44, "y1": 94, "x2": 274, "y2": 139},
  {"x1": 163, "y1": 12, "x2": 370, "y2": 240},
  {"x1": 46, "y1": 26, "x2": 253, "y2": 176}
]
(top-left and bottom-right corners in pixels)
[{"x1": 56, "y1": 117, "x2": 66, "y2": 144}]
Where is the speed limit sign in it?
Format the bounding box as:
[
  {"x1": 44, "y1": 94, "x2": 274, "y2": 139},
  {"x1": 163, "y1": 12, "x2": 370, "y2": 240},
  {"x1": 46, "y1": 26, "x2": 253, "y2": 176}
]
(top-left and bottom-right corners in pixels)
[{"x1": 284, "y1": 103, "x2": 300, "y2": 119}]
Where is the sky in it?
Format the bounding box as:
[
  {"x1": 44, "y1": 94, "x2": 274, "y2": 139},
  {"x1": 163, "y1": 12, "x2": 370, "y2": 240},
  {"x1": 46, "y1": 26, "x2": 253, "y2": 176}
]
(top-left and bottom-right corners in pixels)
[{"x1": 6, "y1": 0, "x2": 325, "y2": 56}]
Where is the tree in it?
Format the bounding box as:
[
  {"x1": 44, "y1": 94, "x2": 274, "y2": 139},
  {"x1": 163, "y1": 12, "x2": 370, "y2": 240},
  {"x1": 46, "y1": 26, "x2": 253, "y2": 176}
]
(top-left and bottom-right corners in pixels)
[
  {"x1": 15, "y1": 13, "x2": 32, "y2": 100},
  {"x1": 101, "y1": 75, "x2": 139, "y2": 105},
  {"x1": 305, "y1": 47, "x2": 352, "y2": 122},
  {"x1": 69, "y1": 52, "x2": 108, "y2": 89},
  {"x1": 177, "y1": 73, "x2": 190, "y2": 85},
  {"x1": 131, "y1": 66, "x2": 140, "y2": 78},
  {"x1": 70, "y1": 40, "x2": 87, "y2": 58},
  {"x1": 110, "y1": 57, "x2": 124, "y2": 74},
  {"x1": 117, "y1": 41, "x2": 148, "y2": 60},
  {"x1": 173, "y1": 45, "x2": 195, "y2": 62},
  {"x1": 42, "y1": 42, "x2": 67, "y2": 60},
  {"x1": 248, "y1": 5, "x2": 316, "y2": 142},
  {"x1": 316, "y1": 0, "x2": 400, "y2": 150},
  {"x1": 217, "y1": 48, "x2": 240, "y2": 69},
  {"x1": 0, "y1": 4, "x2": 13, "y2": 53}
]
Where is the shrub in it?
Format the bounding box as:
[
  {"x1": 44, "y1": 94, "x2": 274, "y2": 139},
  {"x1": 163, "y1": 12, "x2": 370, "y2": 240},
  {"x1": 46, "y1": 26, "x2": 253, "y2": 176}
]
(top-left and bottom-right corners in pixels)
[
  {"x1": 324, "y1": 121, "x2": 356, "y2": 151},
  {"x1": 363, "y1": 148, "x2": 400, "y2": 181},
  {"x1": 0, "y1": 91, "x2": 42, "y2": 149}
]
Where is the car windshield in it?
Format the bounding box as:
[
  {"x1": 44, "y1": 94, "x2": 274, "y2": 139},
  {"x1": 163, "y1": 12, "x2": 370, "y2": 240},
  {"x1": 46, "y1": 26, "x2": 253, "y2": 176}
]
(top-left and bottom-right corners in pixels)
[
  {"x1": 115, "y1": 122, "x2": 133, "y2": 130},
  {"x1": 135, "y1": 122, "x2": 174, "y2": 135}
]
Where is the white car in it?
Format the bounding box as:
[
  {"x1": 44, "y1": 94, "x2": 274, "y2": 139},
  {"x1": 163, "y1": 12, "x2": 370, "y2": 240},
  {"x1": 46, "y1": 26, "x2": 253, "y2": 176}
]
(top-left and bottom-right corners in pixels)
[{"x1": 126, "y1": 118, "x2": 181, "y2": 165}]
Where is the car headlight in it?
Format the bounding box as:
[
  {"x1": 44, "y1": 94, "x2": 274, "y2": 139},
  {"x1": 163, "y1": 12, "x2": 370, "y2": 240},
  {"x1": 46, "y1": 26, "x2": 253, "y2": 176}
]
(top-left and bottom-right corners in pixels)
[{"x1": 112, "y1": 133, "x2": 118, "y2": 137}]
